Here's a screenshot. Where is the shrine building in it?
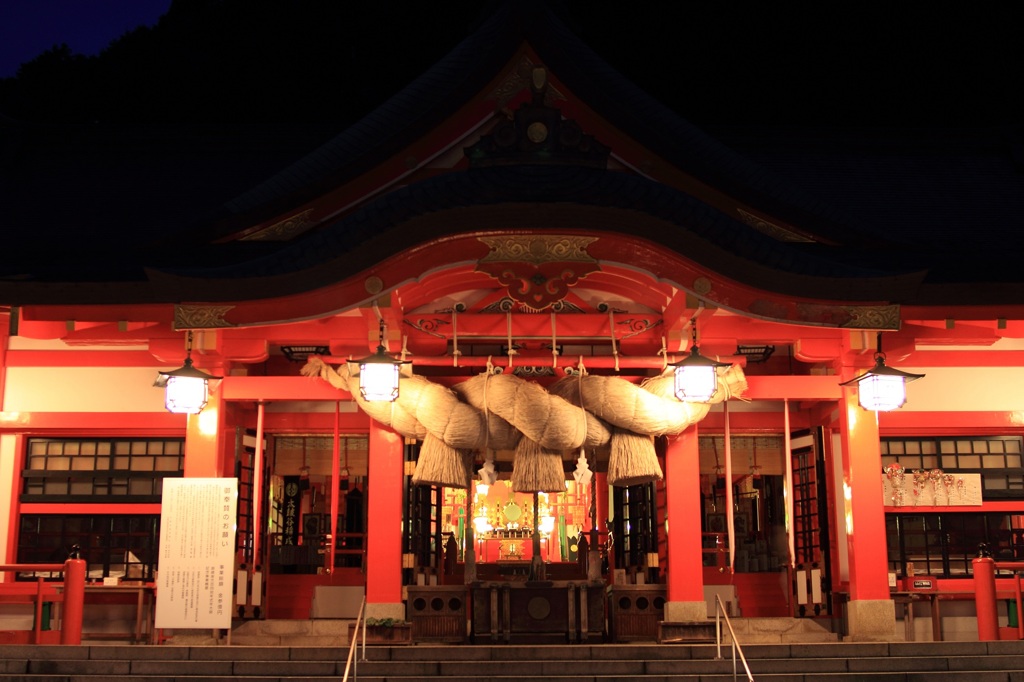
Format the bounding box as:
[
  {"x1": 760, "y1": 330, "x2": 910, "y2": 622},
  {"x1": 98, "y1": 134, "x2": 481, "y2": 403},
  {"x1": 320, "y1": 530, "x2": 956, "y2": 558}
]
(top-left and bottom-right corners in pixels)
[{"x1": 2, "y1": 2, "x2": 1024, "y2": 644}]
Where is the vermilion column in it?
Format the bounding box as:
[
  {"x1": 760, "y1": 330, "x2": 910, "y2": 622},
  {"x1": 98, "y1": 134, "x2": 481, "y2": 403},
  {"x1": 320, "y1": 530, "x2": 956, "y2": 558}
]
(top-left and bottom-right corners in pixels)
[
  {"x1": 838, "y1": 381, "x2": 889, "y2": 599},
  {"x1": 595, "y1": 472, "x2": 610, "y2": 577},
  {"x1": 837, "y1": 372, "x2": 895, "y2": 639},
  {"x1": 366, "y1": 420, "x2": 404, "y2": 617},
  {"x1": 183, "y1": 384, "x2": 224, "y2": 478},
  {"x1": 665, "y1": 425, "x2": 706, "y2": 622}
]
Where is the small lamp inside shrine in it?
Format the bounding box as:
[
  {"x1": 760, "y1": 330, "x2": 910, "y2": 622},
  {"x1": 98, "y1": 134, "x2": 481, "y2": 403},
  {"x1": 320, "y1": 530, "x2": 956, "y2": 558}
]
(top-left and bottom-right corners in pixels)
[
  {"x1": 349, "y1": 318, "x2": 406, "y2": 402},
  {"x1": 156, "y1": 331, "x2": 221, "y2": 414},
  {"x1": 840, "y1": 333, "x2": 924, "y2": 411},
  {"x1": 671, "y1": 322, "x2": 728, "y2": 402}
]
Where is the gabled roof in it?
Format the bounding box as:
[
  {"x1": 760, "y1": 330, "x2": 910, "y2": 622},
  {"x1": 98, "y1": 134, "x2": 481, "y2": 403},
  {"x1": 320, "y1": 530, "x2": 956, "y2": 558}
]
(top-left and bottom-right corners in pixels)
[{"x1": 1, "y1": 1, "x2": 1022, "y2": 314}]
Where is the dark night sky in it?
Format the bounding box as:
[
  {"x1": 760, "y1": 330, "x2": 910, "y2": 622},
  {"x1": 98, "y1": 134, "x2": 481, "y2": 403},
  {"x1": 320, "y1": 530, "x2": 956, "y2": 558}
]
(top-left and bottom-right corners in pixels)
[
  {"x1": 0, "y1": 2, "x2": 1020, "y2": 127},
  {"x1": 0, "y1": 0, "x2": 171, "y2": 78}
]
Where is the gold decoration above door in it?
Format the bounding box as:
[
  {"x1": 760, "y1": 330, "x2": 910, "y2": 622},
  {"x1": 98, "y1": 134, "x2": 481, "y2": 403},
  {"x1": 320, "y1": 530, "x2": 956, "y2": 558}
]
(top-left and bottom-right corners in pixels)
[{"x1": 476, "y1": 235, "x2": 600, "y2": 310}]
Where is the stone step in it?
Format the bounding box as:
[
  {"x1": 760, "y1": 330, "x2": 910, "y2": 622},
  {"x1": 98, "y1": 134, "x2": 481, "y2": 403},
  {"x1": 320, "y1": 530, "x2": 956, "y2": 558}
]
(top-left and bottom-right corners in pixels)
[{"x1": 3, "y1": 641, "x2": 1024, "y2": 682}]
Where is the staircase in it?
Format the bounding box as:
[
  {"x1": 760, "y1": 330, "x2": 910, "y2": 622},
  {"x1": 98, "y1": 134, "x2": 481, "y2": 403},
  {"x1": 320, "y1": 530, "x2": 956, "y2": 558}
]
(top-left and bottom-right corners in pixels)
[{"x1": 4, "y1": 640, "x2": 1024, "y2": 681}]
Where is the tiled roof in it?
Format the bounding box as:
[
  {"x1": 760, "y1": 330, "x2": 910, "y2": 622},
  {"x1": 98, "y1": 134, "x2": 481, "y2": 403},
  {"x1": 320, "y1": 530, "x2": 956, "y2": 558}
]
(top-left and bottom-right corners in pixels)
[{"x1": 1, "y1": 1, "x2": 1021, "y2": 307}]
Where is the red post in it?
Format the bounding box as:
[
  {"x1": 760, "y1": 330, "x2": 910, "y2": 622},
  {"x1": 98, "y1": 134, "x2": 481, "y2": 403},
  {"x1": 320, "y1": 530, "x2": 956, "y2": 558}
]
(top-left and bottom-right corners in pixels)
[
  {"x1": 973, "y1": 554, "x2": 999, "y2": 641},
  {"x1": 61, "y1": 558, "x2": 86, "y2": 645}
]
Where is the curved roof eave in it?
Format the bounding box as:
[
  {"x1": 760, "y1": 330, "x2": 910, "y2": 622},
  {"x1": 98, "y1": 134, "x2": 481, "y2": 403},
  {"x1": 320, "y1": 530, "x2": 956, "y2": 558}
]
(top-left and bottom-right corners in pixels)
[
  {"x1": 149, "y1": 165, "x2": 926, "y2": 307},
  {"x1": 207, "y1": 1, "x2": 874, "y2": 250}
]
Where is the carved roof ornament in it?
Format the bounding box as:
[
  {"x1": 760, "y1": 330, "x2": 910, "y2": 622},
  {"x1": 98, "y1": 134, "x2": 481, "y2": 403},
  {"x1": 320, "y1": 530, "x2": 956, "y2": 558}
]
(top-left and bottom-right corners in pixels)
[
  {"x1": 735, "y1": 208, "x2": 816, "y2": 243},
  {"x1": 489, "y1": 55, "x2": 566, "y2": 109},
  {"x1": 476, "y1": 235, "x2": 600, "y2": 310},
  {"x1": 174, "y1": 304, "x2": 236, "y2": 330},
  {"x1": 239, "y1": 209, "x2": 316, "y2": 242},
  {"x1": 467, "y1": 66, "x2": 610, "y2": 169}
]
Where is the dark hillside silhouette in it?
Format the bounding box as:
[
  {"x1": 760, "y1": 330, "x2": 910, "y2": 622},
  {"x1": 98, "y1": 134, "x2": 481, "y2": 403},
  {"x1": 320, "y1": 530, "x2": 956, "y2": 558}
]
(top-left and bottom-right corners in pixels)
[
  {"x1": 1, "y1": 1, "x2": 1020, "y2": 127},
  {"x1": 0, "y1": 0, "x2": 485, "y2": 125}
]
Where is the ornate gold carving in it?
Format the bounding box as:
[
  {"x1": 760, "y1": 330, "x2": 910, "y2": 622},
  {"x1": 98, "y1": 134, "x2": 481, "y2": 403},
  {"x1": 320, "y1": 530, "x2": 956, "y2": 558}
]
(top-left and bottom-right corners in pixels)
[
  {"x1": 174, "y1": 305, "x2": 235, "y2": 329},
  {"x1": 480, "y1": 297, "x2": 586, "y2": 314},
  {"x1": 478, "y1": 236, "x2": 598, "y2": 265},
  {"x1": 477, "y1": 236, "x2": 599, "y2": 310},
  {"x1": 240, "y1": 209, "x2": 316, "y2": 242},
  {"x1": 489, "y1": 56, "x2": 565, "y2": 109},
  {"x1": 736, "y1": 208, "x2": 815, "y2": 243},
  {"x1": 839, "y1": 304, "x2": 901, "y2": 330},
  {"x1": 780, "y1": 303, "x2": 901, "y2": 329}
]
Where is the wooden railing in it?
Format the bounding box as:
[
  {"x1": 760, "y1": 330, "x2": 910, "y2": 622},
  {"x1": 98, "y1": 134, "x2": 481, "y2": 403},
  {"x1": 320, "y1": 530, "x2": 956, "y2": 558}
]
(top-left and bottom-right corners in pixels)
[{"x1": 0, "y1": 560, "x2": 86, "y2": 644}]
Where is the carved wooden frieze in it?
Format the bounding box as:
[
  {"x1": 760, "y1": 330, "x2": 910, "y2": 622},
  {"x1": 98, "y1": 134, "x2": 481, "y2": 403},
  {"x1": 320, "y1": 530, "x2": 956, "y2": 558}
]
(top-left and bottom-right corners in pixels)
[
  {"x1": 239, "y1": 209, "x2": 316, "y2": 242},
  {"x1": 736, "y1": 208, "x2": 815, "y2": 243},
  {"x1": 174, "y1": 305, "x2": 236, "y2": 330},
  {"x1": 476, "y1": 236, "x2": 600, "y2": 310}
]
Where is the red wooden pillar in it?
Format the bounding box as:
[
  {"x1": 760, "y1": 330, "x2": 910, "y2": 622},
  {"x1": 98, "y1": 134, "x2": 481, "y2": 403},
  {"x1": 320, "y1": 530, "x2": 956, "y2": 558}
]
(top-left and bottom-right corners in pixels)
[
  {"x1": 837, "y1": 372, "x2": 895, "y2": 638},
  {"x1": 183, "y1": 374, "x2": 226, "y2": 478},
  {"x1": 665, "y1": 425, "x2": 706, "y2": 621},
  {"x1": 60, "y1": 558, "x2": 86, "y2": 644},
  {"x1": 595, "y1": 472, "x2": 610, "y2": 576},
  {"x1": 366, "y1": 420, "x2": 404, "y2": 615}
]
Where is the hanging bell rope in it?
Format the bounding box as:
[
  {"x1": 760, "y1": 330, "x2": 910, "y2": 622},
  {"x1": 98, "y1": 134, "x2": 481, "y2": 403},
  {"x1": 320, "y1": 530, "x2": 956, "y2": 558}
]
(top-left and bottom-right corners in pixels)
[
  {"x1": 506, "y1": 312, "x2": 517, "y2": 369},
  {"x1": 608, "y1": 309, "x2": 620, "y2": 372},
  {"x1": 451, "y1": 308, "x2": 461, "y2": 368},
  {"x1": 551, "y1": 312, "x2": 560, "y2": 369}
]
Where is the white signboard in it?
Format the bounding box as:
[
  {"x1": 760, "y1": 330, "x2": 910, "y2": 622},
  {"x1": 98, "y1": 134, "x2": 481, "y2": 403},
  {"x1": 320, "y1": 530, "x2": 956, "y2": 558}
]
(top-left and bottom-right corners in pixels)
[{"x1": 155, "y1": 478, "x2": 237, "y2": 629}]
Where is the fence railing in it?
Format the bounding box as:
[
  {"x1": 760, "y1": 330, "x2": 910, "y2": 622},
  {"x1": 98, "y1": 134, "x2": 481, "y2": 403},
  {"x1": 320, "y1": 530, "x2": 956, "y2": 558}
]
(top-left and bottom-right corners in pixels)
[{"x1": 0, "y1": 559, "x2": 86, "y2": 644}]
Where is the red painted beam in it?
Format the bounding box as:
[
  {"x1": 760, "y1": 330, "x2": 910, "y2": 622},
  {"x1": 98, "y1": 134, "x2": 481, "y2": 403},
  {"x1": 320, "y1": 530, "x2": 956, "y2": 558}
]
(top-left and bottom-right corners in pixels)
[
  {"x1": 0, "y1": 412, "x2": 184, "y2": 432},
  {"x1": 879, "y1": 411, "x2": 1024, "y2": 433},
  {"x1": 3, "y1": 350, "x2": 165, "y2": 367},
  {"x1": 742, "y1": 375, "x2": 842, "y2": 400},
  {"x1": 219, "y1": 375, "x2": 351, "y2": 401},
  {"x1": 19, "y1": 503, "x2": 162, "y2": 515}
]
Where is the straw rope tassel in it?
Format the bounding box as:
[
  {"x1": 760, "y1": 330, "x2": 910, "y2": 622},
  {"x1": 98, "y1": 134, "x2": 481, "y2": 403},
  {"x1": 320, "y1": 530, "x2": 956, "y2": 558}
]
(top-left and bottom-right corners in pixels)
[
  {"x1": 412, "y1": 432, "x2": 472, "y2": 488},
  {"x1": 606, "y1": 427, "x2": 663, "y2": 487},
  {"x1": 511, "y1": 437, "x2": 566, "y2": 493}
]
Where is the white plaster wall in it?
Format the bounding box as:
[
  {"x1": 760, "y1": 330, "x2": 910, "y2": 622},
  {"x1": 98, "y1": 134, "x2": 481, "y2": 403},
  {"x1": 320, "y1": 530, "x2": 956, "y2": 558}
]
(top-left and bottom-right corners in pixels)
[
  {"x1": 3, "y1": 366, "x2": 167, "y2": 412},
  {"x1": 0, "y1": 434, "x2": 15, "y2": 571},
  {"x1": 894, "y1": 366, "x2": 1024, "y2": 414}
]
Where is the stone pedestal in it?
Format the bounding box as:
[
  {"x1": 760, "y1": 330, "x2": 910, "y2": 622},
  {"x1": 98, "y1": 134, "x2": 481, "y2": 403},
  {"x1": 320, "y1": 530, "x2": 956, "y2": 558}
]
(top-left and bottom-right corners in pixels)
[
  {"x1": 664, "y1": 600, "x2": 708, "y2": 623},
  {"x1": 846, "y1": 599, "x2": 896, "y2": 641},
  {"x1": 365, "y1": 601, "x2": 406, "y2": 623}
]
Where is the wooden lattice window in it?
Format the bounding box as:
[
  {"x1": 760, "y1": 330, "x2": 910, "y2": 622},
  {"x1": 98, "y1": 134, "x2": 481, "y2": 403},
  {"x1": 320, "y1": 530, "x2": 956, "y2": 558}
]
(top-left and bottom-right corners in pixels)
[{"x1": 22, "y1": 437, "x2": 184, "y2": 502}]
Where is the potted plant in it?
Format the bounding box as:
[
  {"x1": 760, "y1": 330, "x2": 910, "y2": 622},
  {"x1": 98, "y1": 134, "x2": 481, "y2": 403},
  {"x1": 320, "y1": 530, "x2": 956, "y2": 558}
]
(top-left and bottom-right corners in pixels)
[{"x1": 348, "y1": 617, "x2": 412, "y2": 644}]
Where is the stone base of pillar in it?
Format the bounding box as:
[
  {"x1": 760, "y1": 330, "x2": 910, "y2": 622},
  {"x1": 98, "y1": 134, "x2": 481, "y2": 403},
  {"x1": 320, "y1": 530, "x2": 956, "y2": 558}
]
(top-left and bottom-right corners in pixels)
[
  {"x1": 365, "y1": 602, "x2": 407, "y2": 622},
  {"x1": 664, "y1": 600, "x2": 708, "y2": 622},
  {"x1": 846, "y1": 599, "x2": 896, "y2": 641}
]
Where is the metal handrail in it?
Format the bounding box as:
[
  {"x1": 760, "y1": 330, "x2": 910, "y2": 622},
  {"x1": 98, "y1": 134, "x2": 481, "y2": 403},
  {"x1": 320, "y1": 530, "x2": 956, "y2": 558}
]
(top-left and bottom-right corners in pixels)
[
  {"x1": 714, "y1": 593, "x2": 755, "y2": 681},
  {"x1": 341, "y1": 597, "x2": 367, "y2": 682}
]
